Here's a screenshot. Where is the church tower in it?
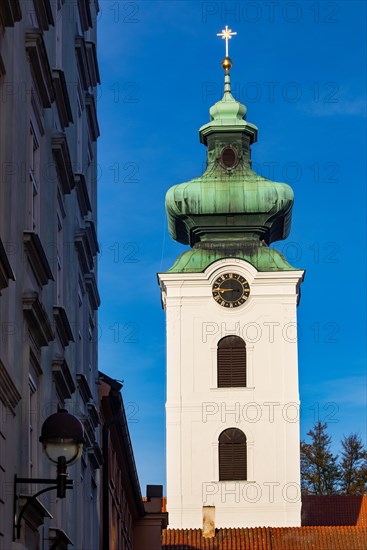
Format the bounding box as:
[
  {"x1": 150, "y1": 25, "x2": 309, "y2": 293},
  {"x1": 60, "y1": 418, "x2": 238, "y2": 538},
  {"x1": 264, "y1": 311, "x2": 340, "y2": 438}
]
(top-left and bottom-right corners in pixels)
[{"x1": 158, "y1": 27, "x2": 305, "y2": 529}]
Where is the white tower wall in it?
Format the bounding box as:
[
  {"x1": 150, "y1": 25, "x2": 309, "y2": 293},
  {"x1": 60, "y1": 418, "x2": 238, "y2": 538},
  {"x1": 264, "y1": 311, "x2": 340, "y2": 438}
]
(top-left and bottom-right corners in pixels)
[{"x1": 159, "y1": 258, "x2": 304, "y2": 529}]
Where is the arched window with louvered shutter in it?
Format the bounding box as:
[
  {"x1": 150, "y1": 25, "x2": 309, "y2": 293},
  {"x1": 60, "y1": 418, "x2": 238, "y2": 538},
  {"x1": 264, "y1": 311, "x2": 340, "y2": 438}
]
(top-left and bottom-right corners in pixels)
[
  {"x1": 217, "y1": 335, "x2": 246, "y2": 387},
  {"x1": 219, "y1": 428, "x2": 247, "y2": 481}
]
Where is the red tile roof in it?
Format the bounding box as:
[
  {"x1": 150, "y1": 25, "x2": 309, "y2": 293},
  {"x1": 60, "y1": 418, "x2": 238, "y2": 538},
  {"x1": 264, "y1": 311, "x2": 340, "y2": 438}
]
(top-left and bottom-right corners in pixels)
[
  {"x1": 162, "y1": 526, "x2": 367, "y2": 549},
  {"x1": 302, "y1": 495, "x2": 367, "y2": 526}
]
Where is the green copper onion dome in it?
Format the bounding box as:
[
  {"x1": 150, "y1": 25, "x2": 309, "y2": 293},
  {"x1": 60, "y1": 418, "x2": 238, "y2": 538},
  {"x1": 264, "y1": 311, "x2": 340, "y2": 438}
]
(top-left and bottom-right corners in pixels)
[{"x1": 165, "y1": 45, "x2": 297, "y2": 273}]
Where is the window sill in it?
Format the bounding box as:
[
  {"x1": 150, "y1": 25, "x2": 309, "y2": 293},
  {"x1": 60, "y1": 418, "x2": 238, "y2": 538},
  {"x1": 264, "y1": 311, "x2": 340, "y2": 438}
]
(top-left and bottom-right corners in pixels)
[
  {"x1": 212, "y1": 480, "x2": 255, "y2": 484},
  {"x1": 209, "y1": 387, "x2": 255, "y2": 391}
]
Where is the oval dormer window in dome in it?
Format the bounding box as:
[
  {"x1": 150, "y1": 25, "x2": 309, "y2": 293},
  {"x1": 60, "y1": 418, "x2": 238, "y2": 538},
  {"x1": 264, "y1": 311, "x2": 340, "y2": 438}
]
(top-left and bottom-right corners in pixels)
[{"x1": 220, "y1": 146, "x2": 238, "y2": 170}]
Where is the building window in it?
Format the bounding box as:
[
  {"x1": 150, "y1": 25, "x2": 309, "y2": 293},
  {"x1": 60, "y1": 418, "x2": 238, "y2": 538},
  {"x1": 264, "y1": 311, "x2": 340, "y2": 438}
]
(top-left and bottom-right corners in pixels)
[
  {"x1": 217, "y1": 335, "x2": 246, "y2": 387},
  {"x1": 218, "y1": 428, "x2": 247, "y2": 481},
  {"x1": 29, "y1": 124, "x2": 40, "y2": 231}
]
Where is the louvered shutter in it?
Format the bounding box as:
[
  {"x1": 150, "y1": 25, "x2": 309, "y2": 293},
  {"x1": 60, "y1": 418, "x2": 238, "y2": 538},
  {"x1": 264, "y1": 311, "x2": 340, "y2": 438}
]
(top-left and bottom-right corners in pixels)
[
  {"x1": 217, "y1": 336, "x2": 246, "y2": 387},
  {"x1": 219, "y1": 428, "x2": 247, "y2": 481}
]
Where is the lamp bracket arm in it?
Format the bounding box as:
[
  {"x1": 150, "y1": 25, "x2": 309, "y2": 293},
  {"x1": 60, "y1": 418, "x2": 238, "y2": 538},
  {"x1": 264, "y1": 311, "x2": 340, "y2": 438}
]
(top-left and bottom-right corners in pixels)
[{"x1": 13, "y1": 477, "x2": 73, "y2": 540}]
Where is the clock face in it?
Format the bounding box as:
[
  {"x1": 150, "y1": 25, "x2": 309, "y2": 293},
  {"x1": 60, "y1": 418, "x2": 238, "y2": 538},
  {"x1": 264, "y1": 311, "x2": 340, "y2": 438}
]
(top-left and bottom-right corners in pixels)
[{"x1": 212, "y1": 273, "x2": 250, "y2": 308}]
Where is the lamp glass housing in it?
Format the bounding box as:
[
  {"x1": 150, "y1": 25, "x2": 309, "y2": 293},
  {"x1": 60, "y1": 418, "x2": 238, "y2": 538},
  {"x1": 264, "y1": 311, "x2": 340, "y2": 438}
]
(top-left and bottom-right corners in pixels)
[{"x1": 43, "y1": 438, "x2": 83, "y2": 465}]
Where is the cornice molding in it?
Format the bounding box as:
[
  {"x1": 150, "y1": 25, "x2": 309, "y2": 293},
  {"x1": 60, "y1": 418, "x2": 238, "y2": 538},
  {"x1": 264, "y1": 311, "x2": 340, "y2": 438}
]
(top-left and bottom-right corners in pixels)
[
  {"x1": 75, "y1": 236, "x2": 93, "y2": 274},
  {"x1": 74, "y1": 173, "x2": 92, "y2": 217},
  {"x1": 75, "y1": 221, "x2": 99, "y2": 274},
  {"x1": 77, "y1": 0, "x2": 92, "y2": 32},
  {"x1": 76, "y1": 373, "x2": 93, "y2": 403},
  {"x1": 23, "y1": 292, "x2": 54, "y2": 347},
  {"x1": 85, "y1": 93, "x2": 100, "y2": 141},
  {"x1": 85, "y1": 272, "x2": 100, "y2": 311},
  {"x1": 0, "y1": 53, "x2": 6, "y2": 77},
  {"x1": 75, "y1": 235, "x2": 93, "y2": 274},
  {"x1": 0, "y1": 238, "x2": 15, "y2": 292},
  {"x1": 83, "y1": 416, "x2": 95, "y2": 447},
  {"x1": 88, "y1": 442, "x2": 103, "y2": 470},
  {"x1": 85, "y1": 41, "x2": 100, "y2": 87},
  {"x1": 53, "y1": 306, "x2": 74, "y2": 348},
  {"x1": 87, "y1": 402, "x2": 100, "y2": 428},
  {"x1": 48, "y1": 528, "x2": 73, "y2": 548},
  {"x1": 75, "y1": 35, "x2": 90, "y2": 90},
  {"x1": 25, "y1": 30, "x2": 55, "y2": 108},
  {"x1": 23, "y1": 231, "x2": 54, "y2": 287},
  {"x1": 33, "y1": 0, "x2": 54, "y2": 31},
  {"x1": 52, "y1": 357, "x2": 76, "y2": 401},
  {"x1": 52, "y1": 132, "x2": 74, "y2": 194},
  {"x1": 85, "y1": 220, "x2": 99, "y2": 255},
  {"x1": 0, "y1": 358, "x2": 21, "y2": 414},
  {"x1": 0, "y1": 0, "x2": 21, "y2": 27},
  {"x1": 31, "y1": 90, "x2": 45, "y2": 136},
  {"x1": 160, "y1": 257, "x2": 305, "y2": 285},
  {"x1": 52, "y1": 69, "x2": 73, "y2": 128},
  {"x1": 75, "y1": 232, "x2": 94, "y2": 274},
  {"x1": 18, "y1": 495, "x2": 52, "y2": 531}
]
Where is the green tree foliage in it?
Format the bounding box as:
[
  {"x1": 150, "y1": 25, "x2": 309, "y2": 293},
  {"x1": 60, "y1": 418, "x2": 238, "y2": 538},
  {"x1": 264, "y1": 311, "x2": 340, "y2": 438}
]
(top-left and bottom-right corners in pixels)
[
  {"x1": 301, "y1": 423, "x2": 367, "y2": 495},
  {"x1": 339, "y1": 433, "x2": 367, "y2": 495},
  {"x1": 300, "y1": 421, "x2": 340, "y2": 495}
]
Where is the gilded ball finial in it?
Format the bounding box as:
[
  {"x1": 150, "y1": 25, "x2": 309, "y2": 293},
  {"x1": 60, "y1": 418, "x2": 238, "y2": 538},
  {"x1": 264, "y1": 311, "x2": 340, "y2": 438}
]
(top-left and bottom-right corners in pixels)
[{"x1": 221, "y1": 56, "x2": 233, "y2": 73}]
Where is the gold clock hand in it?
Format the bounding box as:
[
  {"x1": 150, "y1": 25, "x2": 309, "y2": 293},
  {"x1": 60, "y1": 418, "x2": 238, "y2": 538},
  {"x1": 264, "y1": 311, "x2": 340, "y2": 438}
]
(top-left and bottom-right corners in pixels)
[{"x1": 218, "y1": 287, "x2": 235, "y2": 293}]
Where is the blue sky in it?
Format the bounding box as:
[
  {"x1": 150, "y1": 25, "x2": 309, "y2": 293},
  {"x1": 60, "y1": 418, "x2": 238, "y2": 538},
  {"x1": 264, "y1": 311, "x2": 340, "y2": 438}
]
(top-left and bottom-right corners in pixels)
[{"x1": 97, "y1": 1, "x2": 366, "y2": 493}]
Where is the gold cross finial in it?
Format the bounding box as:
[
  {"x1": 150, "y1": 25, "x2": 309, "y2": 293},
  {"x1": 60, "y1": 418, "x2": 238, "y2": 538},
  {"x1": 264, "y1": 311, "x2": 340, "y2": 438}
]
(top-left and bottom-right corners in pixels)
[{"x1": 217, "y1": 25, "x2": 237, "y2": 58}]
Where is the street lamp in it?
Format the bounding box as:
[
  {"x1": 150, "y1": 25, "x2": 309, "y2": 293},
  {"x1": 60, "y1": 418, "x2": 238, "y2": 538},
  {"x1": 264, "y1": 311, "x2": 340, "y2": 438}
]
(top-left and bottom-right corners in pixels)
[
  {"x1": 40, "y1": 408, "x2": 84, "y2": 466},
  {"x1": 13, "y1": 409, "x2": 84, "y2": 541}
]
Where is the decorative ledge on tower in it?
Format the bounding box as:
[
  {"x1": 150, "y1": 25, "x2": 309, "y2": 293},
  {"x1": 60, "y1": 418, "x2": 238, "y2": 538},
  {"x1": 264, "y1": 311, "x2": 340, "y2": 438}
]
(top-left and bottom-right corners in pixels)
[{"x1": 165, "y1": 27, "x2": 298, "y2": 273}]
